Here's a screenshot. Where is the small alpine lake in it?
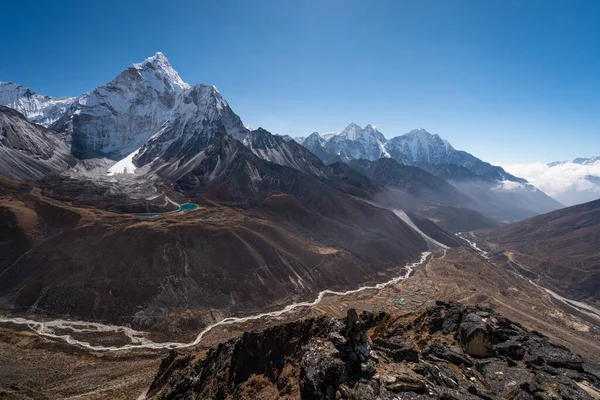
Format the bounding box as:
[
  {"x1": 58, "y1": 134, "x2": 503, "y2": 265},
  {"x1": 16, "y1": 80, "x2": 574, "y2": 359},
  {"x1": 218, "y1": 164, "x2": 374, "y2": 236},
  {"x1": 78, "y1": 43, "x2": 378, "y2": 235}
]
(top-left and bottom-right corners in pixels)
[{"x1": 135, "y1": 203, "x2": 199, "y2": 217}]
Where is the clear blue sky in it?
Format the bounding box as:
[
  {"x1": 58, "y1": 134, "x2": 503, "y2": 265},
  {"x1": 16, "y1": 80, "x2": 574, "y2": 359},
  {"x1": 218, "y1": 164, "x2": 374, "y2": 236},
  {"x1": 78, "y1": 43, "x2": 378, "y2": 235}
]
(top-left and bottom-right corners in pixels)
[{"x1": 2, "y1": 0, "x2": 599, "y2": 164}]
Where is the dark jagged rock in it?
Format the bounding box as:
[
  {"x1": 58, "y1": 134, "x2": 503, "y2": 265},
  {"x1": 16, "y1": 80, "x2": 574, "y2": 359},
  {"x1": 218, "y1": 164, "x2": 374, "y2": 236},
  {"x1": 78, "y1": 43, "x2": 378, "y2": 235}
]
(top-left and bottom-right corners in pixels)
[
  {"x1": 423, "y1": 342, "x2": 474, "y2": 367},
  {"x1": 493, "y1": 339, "x2": 525, "y2": 360},
  {"x1": 373, "y1": 336, "x2": 420, "y2": 363},
  {"x1": 148, "y1": 302, "x2": 600, "y2": 399}
]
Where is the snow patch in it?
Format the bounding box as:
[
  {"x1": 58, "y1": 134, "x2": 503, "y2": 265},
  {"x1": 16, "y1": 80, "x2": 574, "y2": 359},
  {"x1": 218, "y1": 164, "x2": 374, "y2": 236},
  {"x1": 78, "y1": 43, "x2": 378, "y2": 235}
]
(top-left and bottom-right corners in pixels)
[
  {"x1": 107, "y1": 149, "x2": 140, "y2": 176},
  {"x1": 392, "y1": 209, "x2": 449, "y2": 250}
]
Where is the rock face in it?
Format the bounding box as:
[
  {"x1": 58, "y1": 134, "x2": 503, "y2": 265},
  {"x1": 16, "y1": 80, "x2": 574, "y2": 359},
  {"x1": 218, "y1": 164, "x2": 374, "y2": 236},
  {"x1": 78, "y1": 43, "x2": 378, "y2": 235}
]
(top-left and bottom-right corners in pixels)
[
  {"x1": 132, "y1": 83, "x2": 248, "y2": 170},
  {"x1": 148, "y1": 302, "x2": 600, "y2": 399},
  {"x1": 244, "y1": 128, "x2": 327, "y2": 178},
  {"x1": 0, "y1": 106, "x2": 74, "y2": 180}
]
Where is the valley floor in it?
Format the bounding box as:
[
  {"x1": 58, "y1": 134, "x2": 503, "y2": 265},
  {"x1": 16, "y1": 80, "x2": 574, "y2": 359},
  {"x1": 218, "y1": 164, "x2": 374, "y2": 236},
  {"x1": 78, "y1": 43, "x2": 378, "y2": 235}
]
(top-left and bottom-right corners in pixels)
[{"x1": 1, "y1": 245, "x2": 599, "y2": 399}]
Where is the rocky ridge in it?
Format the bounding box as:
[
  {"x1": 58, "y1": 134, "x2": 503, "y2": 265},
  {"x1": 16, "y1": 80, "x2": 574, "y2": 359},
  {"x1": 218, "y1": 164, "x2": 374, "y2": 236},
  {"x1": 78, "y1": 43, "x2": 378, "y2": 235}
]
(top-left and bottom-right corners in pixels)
[{"x1": 147, "y1": 301, "x2": 600, "y2": 399}]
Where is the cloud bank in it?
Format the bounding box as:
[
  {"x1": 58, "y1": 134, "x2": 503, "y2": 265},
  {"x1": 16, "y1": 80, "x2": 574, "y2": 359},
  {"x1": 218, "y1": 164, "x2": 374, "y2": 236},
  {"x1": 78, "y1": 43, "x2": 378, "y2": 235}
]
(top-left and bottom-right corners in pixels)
[{"x1": 504, "y1": 159, "x2": 600, "y2": 206}]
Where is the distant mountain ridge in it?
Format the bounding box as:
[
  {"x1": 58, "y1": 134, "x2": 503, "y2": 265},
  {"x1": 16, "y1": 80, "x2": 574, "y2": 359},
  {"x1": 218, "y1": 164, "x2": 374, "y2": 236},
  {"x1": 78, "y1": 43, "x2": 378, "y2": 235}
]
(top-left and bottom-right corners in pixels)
[
  {"x1": 0, "y1": 82, "x2": 75, "y2": 127},
  {"x1": 301, "y1": 123, "x2": 524, "y2": 182},
  {"x1": 301, "y1": 123, "x2": 562, "y2": 220},
  {"x1": 549, "y1": 155, "x2": 600, "y2": 166},
  {"x1": 507, "y1": 156, "x2": 600, "y2": 206}
]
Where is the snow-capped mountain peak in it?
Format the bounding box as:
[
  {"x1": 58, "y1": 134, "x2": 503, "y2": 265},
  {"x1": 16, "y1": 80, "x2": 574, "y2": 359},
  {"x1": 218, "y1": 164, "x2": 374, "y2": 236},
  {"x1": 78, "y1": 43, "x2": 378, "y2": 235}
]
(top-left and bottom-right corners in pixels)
[
  {"x1": 339, "y1": 122, "x2": 363, "y2": 140},
  {"x1": 364, "y1": 123, "x2": 378, "y2": 132},
  {"x1": 0, "y1": 82, "x2": 75, "y2": 127},
  {"x1": 166, "y1": 82, "x2": 248, "y2": 141},
  {"x1": 573, "y1": 156, "x2": 600, "y2": 165},
  {"x1": 1, "y1": 52, "x2": 254, "y2": 168},
  {"x1": 130, "y1": 52, "x2": 190, "y2": 94},
  {"x1": 385, "y1": 129, "x2": 455, "y2": 164},
  {"x1": 305, "y1": 132, "x2": 324, "y2": 146},
  {"x1": 406, "y1": 128, "x2": 428, "y2": 135},
  {"x1": 403, "y1": 128, "x2": 453, "y2": 152},
  {"x1": 337, "y1": 122, "x2": 383, "y2": 141},
  {"x1": 302, "y1": 123, "x2": 388, "y2": 162},
  {"x1": 51, "y1": 53, "x2": 204, "y2": 159}
]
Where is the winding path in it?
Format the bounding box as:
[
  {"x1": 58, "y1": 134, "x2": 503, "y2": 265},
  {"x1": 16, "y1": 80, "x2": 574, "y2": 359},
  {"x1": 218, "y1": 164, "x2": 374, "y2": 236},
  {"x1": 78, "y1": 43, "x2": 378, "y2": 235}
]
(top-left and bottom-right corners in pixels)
[{"x1": 0, "y1": 203, "x2": 446, "y2": 351}]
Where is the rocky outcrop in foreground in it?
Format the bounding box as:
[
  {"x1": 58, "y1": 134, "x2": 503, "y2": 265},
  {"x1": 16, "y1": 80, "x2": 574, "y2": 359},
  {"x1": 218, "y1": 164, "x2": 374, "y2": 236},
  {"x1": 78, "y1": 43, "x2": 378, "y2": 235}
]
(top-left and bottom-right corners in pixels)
[{"x1": 148, "y1": 302, "x2": 600, "y2": 399}]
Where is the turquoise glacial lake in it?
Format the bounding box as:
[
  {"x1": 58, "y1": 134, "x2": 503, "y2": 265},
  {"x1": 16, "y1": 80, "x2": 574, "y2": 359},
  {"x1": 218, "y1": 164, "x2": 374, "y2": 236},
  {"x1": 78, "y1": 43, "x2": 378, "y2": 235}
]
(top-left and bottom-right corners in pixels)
[{"x1": 135, "y1": 203, "x2": 199, "y2": 217}]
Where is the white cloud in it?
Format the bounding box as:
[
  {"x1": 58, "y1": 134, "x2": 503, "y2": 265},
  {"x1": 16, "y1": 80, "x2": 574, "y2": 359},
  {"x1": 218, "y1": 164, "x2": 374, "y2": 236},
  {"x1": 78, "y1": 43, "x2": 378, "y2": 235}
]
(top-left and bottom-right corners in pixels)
[
  {"x1": 492, "y1": 180, "x2": 526, "y2": 192},
  {"x1": 504, "y1": 160, "x2": 600, "y2": 206}
]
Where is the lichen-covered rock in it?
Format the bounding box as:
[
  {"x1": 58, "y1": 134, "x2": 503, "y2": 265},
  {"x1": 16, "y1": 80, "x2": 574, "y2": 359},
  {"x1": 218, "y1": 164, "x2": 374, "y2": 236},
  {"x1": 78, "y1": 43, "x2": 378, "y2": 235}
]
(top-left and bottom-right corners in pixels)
[{"x1": 299, "y1": 339, "x2": 345, "y2": 400}]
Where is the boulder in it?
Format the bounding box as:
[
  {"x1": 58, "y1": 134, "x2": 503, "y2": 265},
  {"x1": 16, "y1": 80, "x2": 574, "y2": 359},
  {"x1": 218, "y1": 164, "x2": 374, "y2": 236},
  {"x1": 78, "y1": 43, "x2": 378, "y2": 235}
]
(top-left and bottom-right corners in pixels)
[{"x1": 458, "y1": 313, "x2": 493, "y2": 357}]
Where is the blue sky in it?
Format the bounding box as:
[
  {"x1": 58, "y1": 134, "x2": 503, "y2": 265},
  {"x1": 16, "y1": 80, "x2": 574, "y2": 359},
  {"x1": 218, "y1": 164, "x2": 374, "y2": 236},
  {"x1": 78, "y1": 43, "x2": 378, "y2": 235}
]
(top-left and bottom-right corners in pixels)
[{"x1": 2, "y1": 0, "x2": 599, "y2": 164}]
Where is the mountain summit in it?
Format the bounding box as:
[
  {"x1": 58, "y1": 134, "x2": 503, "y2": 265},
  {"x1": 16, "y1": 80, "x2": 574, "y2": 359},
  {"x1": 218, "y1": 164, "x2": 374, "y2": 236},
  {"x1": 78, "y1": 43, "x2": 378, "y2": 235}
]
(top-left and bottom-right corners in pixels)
[
  {"x1": 129, "y1": 51, "x2": 190, "y2": 94},
  {"x1": 338, "y1": 122, "x2": 383, "y2": 141},
  {"x1": 51, "y1": 53, "x2": 194, "y2": 159}
]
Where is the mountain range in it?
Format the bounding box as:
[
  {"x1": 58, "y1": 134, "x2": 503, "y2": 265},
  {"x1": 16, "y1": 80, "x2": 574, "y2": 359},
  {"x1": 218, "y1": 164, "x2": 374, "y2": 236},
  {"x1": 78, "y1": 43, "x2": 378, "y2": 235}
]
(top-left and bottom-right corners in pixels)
[
  {"x1": 299, "y1": 124, "x2": 562, "y2": 221},
  {"x1": 0, "y1": 52, "x2": 568, "y2": 330},
  {"x1": 1, "y1": 53, "x2": 562, "y2": 222}
]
